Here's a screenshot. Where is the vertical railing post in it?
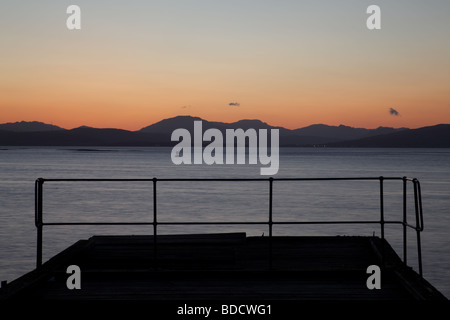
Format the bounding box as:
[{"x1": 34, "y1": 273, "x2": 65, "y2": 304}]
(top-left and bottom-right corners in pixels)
[
  {"x1": 379, "y1": 176, "x2": 385, "y2": 241},
  {"x1": 268, "y1": 177, "x2": 273, "y2": 269},
  {"x1": 35, "y1": 178, "x2": 44, "y2": 268},
  {"x1": 413, "y1": 179, "x2": 423, "y2": 277},
  {"x1": 269, "y1": 178, "x2": 273, "y2": 238},
  {"x1": 402, "y1": 176, "x2": 408, "y2": 264},
  {"x1": 379, "y1": 176, "x2": 385, "y2": 266},
  {"x1": 153, "y1": 177, "x2": 158, "y2": 269}
]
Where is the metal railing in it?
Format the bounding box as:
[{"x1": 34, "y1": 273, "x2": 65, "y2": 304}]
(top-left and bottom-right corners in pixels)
[{"x1": 34, "y1": 176, "x2": 425, "y2": 275}]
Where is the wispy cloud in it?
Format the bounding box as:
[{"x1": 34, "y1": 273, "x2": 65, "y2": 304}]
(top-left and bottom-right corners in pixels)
[
  {"x1": 389, "y1": 107, "x2": 400, "y2": 116},
  {"x1": 229, "y1": 102, "x2": 240, "y2": 107}
]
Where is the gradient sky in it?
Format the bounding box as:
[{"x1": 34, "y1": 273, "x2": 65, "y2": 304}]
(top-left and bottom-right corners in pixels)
[{"x1": 1, "y1": 0, "x2": 449, "y2": 130}]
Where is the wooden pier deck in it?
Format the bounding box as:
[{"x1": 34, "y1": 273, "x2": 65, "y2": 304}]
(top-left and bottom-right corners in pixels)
[{"x1": 0, "y1": 233, "x2": 446, "y2": 300}]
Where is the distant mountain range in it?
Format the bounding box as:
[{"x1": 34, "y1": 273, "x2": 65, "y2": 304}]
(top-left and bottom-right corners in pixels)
[
  {"x1": 0, "y1": 121, "x2": 64, "y2": 132},
  {"x1": 0, "y1": 116, "x2": 449, "y2": 147}
]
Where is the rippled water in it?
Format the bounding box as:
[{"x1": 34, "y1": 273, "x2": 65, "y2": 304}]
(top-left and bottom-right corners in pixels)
[{"x1": 0, "y1": 147, "x2": 449, "y2": 297}]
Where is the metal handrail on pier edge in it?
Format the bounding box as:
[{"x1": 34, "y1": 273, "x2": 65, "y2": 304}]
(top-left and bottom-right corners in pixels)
[{"x1": 34, "y1": 176, "x2": 425, "y2": 276}]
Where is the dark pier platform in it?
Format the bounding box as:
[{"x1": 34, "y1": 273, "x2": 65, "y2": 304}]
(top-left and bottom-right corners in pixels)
[{"x1": 0, "y1": 233, "x2": 446, "y2": 300}]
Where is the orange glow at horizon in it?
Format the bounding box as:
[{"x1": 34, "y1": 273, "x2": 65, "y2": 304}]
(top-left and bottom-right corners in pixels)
[
  {"x1": 1, "y1": 61, "x2": 449, "y2": 130},
  {"x1": 1, "y1": 1, "x2": 449, "y2": 131},
  {"x1": 2, "y1": 94, "x2": 449, "y2": 131}
]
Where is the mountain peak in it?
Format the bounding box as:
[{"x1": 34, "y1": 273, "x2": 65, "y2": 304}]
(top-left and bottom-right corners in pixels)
[
  {"x1": 139, "y1": 115, "x2": 206, "y2": 132},
  {"x1": 0, "y1": 121, "x2": 65, "y2": 132}
]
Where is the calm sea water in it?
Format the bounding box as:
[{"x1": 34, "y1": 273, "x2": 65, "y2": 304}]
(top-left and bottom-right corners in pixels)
[{"x1": 0, "y1": 147, "x2": 449, "y2": 298}]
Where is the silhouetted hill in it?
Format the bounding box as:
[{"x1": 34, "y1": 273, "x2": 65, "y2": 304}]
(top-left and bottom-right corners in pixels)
[
  {"x1": 294, "y1": 124, "x2": 407, "y2": 142},
  {"x1": 140, "y1": 116, "x2": 287, "y2": 133},
  {"x1": 329, "y1": 124, "x2": 450, "y2": 148},
  {"x1": 0, "y1": 127, "x2": 168, "y2": 146},
  {"x1": 139, "y1": 116, "x2": 205, "y2": 133},
  {"x1": 0, "y1": 121, "x2": 65, "y2": 132},
  {"x1": 1, "y1": 116, "x2": 447, "y2": 147},
  {"x1": 139, "y1": 116, "x2": 316, "y2": 146},
  {"x1": 138, "y1": 116, "x2": 407, "y2": 146}
]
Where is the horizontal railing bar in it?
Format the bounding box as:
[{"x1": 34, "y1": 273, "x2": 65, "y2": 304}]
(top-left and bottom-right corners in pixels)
[
  {"x1": 43, "y1": 220, "x2": 407, "y2": 226},
  {"x1": 39, "y1": 177, "x2": 413, "y2": 183},
  {"x1": 40, "y1": 178, "x2": 266, "y2": 182},
  {"x1": 43, "y1": 222, "x2": 269, "y2": 226},
  {"x1": 153, "y1": 222, "x2": 267, "y2": 225},
  {"x1": 159, "y1": 221, "x2": 382, "y2": 225},
  {"x1": 274, "y1": 220, "x2": 380, "y2": 225},
  {"x1": 43, "y1": 222, "x2": 154, "y2": 226},
  {"x1": 269, "y1": 177, "x2": 408, "y2": 181}
]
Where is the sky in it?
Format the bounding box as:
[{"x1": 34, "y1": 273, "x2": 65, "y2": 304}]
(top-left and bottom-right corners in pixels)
[{"x1": 0, "y1": 0, "x2": 449, "y2": 130}]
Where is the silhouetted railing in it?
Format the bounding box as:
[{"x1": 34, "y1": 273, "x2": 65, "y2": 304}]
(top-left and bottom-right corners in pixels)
[{"x1": 34, "y1": 176, "x2": 424, "y2": 275}]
